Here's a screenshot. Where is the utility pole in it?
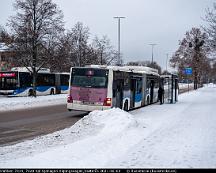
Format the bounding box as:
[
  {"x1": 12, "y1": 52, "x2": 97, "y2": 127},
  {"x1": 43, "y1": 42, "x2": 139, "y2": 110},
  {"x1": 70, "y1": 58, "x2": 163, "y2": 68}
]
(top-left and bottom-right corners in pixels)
[
  {"x1": 149, "y1": 43, "x2": 157, "y2": 64},
  {"x1": 166, "y1": 53, "x2": 169, "y2": 74},
  {"x1": 114, "y1": 16, "x2": 125, "y2": 66}
]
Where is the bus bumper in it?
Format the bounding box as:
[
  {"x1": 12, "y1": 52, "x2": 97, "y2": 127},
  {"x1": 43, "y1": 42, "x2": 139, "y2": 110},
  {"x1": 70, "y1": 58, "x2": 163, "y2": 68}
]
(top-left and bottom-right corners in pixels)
[
  {"x1": 0, "y1": 90, "x2": 14, "y2": 95},
  {"x1": 67, "y1": 103, "x2": 111, "y2": 112}
]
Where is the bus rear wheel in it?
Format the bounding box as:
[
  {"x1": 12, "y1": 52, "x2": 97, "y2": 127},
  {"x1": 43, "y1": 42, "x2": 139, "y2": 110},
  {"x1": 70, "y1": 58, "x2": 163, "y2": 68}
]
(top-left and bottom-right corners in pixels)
[
  {"x1": 28, "y1": 89, "x2": 34, "y2": 97},
  {"x1": 50, "y1": 89, "x2": 55, "y2": 95}
]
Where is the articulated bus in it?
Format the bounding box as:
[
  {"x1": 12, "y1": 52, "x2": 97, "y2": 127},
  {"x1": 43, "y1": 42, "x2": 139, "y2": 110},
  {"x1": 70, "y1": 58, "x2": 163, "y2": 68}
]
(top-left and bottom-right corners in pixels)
[
  {"x1": 0, "y1": 67, "x2": 69, "y2": 96},
  {"x1": 67, "y1": 65, "x2": 160, "y2": 112}
]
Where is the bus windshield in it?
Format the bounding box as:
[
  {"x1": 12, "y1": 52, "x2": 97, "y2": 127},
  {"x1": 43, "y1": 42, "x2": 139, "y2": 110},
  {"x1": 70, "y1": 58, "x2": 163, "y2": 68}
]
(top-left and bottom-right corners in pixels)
[
  {"x1": 71, "y1": 68, "x2": 108, "y2": 88},
  {"x1": 0, "y1": 72, "x2": 18, "y2": 90}
]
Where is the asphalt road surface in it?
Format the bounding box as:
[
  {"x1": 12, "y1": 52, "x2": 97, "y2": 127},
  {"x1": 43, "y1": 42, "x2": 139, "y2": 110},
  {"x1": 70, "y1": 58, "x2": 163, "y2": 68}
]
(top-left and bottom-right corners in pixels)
[{"x1": 0, "y1": 105, "x2": 87, "y2": 146}]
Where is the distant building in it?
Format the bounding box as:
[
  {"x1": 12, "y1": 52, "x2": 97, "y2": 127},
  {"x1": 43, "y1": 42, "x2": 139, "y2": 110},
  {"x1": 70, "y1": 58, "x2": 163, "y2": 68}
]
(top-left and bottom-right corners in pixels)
[{"x1": 0, "y1": 42, "x2": 15, "y2": 71}]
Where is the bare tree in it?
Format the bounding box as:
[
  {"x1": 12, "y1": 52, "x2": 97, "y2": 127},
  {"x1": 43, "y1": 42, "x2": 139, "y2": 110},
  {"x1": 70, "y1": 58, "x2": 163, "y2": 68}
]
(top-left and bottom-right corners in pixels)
[
  {"x1": 92, "y1": 35, "x2": 116, "y2": 65},
  {"x1": 203, "y1": 2, "x2": 216, "y2": 55},
  {"x1": 8, "y1": 0, "x2": 64, "y2": 96},
  {"x1": 170, "y1": 28, "x2": 209, "y2": 89},
  {"x1": 50, "y1": 33, "x2": 73, "y2": 72},
  {"x1": 203, "y1": 2, "x2": 216, "y2": 82},
  {"x1": 0, "y1": 26, "x2": 14, "y2": 44},
  {"x1": 211, "y1": 61, "x2": 216, "y2": 83},
  {"x1": 69, "y1": 22, "x2": 90, "y2": 67}
]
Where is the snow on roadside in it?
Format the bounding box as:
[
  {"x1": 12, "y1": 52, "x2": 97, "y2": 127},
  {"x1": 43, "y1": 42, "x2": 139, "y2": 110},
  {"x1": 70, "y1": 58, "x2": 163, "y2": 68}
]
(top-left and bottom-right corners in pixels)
[
  {"x1": 0, "y1": 108, "x2": 143, "y2": 168},
  {"x1": 0, "y1": 94, "x2": 67, "y2": 112}
]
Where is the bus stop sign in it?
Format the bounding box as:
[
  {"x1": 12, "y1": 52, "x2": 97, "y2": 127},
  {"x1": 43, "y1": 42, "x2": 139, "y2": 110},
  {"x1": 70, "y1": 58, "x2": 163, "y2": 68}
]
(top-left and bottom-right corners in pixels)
[{"x1": 185, "y1": 67, "x2": 192, "y2": 75}]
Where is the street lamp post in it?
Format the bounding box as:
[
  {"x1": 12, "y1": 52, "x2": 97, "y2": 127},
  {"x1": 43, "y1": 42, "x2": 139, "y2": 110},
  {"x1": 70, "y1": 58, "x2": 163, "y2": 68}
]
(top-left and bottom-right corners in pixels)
[
  {"x1": 114, "y1": 16, "x2": 125, "y2": 66},
  {"x1": 166, "y1": 53, "x2": 169, "y2": 74},
  {"x1": 149, "y1": 43, "x2": 157, "y2": 64}
]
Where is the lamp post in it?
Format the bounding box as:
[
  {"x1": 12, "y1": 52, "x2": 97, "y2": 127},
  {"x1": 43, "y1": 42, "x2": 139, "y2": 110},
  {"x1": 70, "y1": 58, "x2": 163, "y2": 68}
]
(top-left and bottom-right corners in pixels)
[
  {"x1": 149, "y1": 43, "x2": 157, "y2": 64},
  {"x1": 166, "y1": 53, "x2": 169, "y2": 74},
  {"x1": 114, "y1": 16, "x2": 125, "y2": 66}
]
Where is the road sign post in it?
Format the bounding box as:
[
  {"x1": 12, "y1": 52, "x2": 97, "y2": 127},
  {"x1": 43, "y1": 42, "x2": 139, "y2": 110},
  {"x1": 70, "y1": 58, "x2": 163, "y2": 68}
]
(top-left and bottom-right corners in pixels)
[{"x1": 184, "y1": 67, "x2": 193, "y2": 93}]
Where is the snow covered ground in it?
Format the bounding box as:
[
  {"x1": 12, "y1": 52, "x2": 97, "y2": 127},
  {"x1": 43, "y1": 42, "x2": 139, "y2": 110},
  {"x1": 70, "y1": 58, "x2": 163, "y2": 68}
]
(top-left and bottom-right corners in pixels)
[
  {"x1": 0, "y1": 84, "x2": 216, "y2": 168},
  {"x1": 178, "y1": 82, "x2": 194, "y2": 90},
  {"x1": 0, "y1": 94, "x2": 67, "y2": 112}
]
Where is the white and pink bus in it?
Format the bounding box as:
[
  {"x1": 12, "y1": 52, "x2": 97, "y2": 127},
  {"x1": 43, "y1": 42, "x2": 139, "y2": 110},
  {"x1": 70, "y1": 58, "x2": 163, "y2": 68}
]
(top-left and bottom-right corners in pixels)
[{"x1": 67, "y1": 65, "x2": 160, "y2": 112}]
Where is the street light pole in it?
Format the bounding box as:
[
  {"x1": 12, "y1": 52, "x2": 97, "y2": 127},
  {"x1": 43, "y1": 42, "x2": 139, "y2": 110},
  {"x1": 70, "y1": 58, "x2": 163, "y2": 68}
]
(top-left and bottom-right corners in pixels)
[
  {"x1": 166, "y1": 53, "x2": 169, "y2": 74},
  {"x1": 149, "y1": 43, "x2": 157, "y2": 64},
  {"x1": 114, "y1": 16, "x2": 125, "y2": 66}
]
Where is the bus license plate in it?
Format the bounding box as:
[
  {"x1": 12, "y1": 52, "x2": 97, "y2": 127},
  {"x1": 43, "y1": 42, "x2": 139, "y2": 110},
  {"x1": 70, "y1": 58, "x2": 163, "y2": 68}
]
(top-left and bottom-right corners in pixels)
[{"x1": 83, "y1": 101, "x2": 94, "y2": 105}]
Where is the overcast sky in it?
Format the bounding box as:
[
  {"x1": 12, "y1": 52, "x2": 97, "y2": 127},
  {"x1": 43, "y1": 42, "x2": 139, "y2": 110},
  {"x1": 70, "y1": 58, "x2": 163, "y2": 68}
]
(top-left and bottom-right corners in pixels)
[{"x1": 0, "y1": 0, "x2": 214, "y2": 70}]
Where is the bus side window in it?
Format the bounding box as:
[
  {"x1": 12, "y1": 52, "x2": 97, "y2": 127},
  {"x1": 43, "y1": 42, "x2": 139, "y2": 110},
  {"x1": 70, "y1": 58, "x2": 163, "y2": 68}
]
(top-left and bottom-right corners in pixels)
[{"x1": 136, "y1": 80, "x2": 142, "y2": 94}]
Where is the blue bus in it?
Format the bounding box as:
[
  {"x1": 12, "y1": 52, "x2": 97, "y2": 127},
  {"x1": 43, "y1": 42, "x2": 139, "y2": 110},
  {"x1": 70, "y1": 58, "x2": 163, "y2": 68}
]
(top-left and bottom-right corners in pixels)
[{"x1": 0, "y1": 67, "x2": 69, "y2": 96}]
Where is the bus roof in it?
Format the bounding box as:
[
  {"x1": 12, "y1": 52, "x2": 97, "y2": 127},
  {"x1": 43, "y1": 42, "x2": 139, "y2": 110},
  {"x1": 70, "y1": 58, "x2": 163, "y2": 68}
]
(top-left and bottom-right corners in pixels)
[
  {"x1": 55, "y1": 72, "x2": 70, "y2": 75},
  {"x1": 11, "y1": 67, "x2": 51, "y2": 73},
  {"x1": 83, "y1": 65, "x2": 159, "y2": 76}
]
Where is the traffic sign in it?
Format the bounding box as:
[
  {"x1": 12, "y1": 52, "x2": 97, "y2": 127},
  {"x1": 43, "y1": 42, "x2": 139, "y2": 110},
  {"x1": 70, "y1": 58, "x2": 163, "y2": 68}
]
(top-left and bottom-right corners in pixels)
[{"x1": 185, "y1": 67, "x2": 192, "y2": 75}]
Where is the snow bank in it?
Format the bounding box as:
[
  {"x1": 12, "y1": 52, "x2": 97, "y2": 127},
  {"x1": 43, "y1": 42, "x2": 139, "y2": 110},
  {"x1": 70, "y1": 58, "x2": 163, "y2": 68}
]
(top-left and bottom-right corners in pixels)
[
  {"x1": 0, "y1": 108, "x2": 143, "y2": 168},
  {"x1": 0, "y1": 94, "x2": 67, "y2": 112}
]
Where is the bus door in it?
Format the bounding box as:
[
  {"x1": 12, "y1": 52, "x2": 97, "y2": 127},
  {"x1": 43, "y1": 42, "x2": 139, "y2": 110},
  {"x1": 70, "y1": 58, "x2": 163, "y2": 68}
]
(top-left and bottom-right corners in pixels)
[
  {"x1": 115, "y1": 80, "x2": 124, "y2": 108},
  {"x1": 55, "y1": 74, "x2": 61, "y2": 94},
  {"x1": 150, "y1": 79, "x2": 155, "y2": 104},
  {"x1": 130, "y1": 78, "x2": 136, "y2": 108},
  {"x1": 135, "y1": 78, "x2": 142, "y2": 107},
  {"x1": 130, "y1": 77, "x2": 142, "y2": 108}
]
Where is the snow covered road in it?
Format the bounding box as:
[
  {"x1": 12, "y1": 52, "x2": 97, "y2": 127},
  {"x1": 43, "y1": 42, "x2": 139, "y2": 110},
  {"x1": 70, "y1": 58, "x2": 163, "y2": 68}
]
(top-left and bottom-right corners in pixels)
[{"x1": 0, "y1": 84, "x2": 216, "y2": 168}]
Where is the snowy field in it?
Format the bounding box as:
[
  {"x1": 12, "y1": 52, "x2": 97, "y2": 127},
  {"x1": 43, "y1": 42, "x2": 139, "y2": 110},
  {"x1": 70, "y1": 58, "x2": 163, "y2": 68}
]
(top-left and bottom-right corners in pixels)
[
  {"x1": 0, "y1": 84, "x2": 216, "y2": 168},
  {"x1": 0, "y1": 94, "x2": 67, "y2": 112}
]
